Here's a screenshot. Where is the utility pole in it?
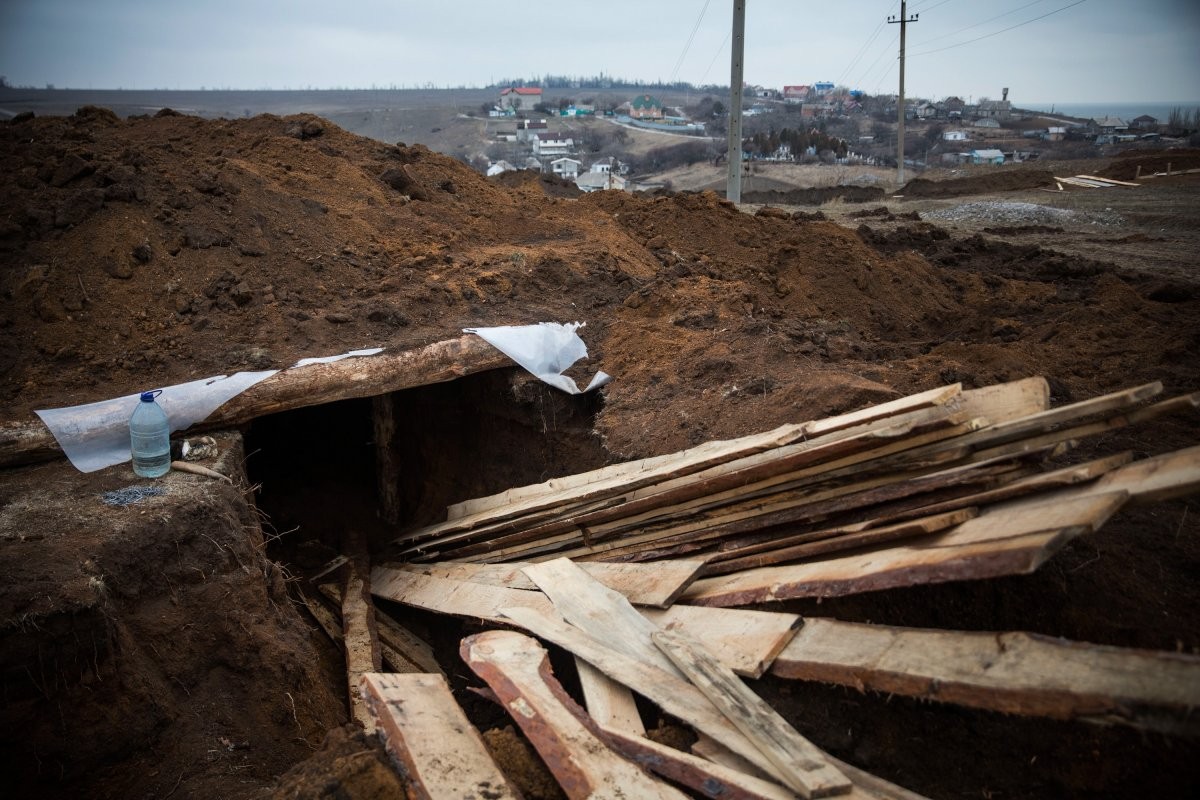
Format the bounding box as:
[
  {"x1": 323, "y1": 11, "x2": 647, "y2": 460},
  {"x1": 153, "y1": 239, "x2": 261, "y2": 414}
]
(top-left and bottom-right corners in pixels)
[
  {"x1": 727, "y1": 0, "x2": 746, "y2": 204},
  {"x1": 888, "y1": 1, "x2": 918, "y2": 185}
]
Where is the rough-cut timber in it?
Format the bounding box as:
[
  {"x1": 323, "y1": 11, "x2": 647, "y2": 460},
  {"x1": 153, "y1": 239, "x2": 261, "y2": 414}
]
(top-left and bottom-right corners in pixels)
[
  {"x1": 598, "y1": 724, "x2": 796, "y2": 800},
  {"x1": 576, "y1": 658, "x2": 645, "y2": 734},
  {"x1": 770, "y1": 618, "x2": 1200, "y2": 733},
  {"x1": 371, "y1": 567, "x2": 800, "y2": 677},
  {"x1": 680, "y1": 490, "x2": 1130, "y2": 606},
  {"x1": 0, "y1": 334, "x2": 510, "y2": 467},
  {"x1": 652, "y1": 629, "x2": 851, "y2": 798},
  {"x1": 394, "y1": 558, "x2": 705, "y2": 607},
  {"x1": 360, "y1": 672, "x2": 519, "y2": 799},
  {"x1": 461, "y1": 630, "x2": 689, "y2": 800}
]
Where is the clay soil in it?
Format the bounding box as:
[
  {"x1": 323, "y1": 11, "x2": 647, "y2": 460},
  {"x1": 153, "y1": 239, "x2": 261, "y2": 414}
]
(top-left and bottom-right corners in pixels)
[{"x1": 1, "y1": 109, "x2": 1198, "y2": 799}]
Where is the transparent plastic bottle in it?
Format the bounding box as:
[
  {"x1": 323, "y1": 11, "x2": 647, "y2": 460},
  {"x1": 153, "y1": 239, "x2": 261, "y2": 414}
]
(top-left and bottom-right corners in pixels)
[{"x1": 129, "y1": 390, "x2": 171, "y2": 478}]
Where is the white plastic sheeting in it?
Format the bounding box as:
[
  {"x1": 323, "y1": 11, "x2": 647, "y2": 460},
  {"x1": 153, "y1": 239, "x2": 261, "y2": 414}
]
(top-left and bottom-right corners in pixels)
[
  {"x1": 465, "y1": 322, "x2": 611, "y2": 395},
  {"x1": 35, "y1": 372, "x2": 276, "y2": 473},
  {"x1": 36, "y1": 347, "x2": 391, "y2": 474}
]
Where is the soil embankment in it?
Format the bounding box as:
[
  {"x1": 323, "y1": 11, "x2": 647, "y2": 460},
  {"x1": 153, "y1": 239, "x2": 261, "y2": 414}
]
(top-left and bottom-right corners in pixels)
[{"x1": 1, "y1": 109, "x2": 1198, "y2": 799}]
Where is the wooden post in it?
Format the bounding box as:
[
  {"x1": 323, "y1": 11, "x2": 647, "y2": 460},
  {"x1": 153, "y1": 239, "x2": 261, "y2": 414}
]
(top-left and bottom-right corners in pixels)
[
  {"x1": 372, "y1": 393, "x2": 403, "y2": 526},
  {"x1": 341, "y1": 529, "x2": 382, "y2": 732}
]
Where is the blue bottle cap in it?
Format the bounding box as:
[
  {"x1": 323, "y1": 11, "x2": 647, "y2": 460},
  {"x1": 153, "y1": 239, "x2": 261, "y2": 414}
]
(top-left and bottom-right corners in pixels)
[{"x1": 140, "y1": 389, "x2": 163, "y2": 402}]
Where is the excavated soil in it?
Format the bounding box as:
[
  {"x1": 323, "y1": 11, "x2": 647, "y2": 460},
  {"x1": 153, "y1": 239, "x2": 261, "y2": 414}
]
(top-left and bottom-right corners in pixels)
[{"x1": 1, "y1": 109, "x2": 1199, "y2": 799}]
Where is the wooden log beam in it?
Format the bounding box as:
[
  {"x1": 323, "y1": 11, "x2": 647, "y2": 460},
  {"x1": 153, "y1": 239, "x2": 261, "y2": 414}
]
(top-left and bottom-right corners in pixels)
[
  {"x1": 461, "y1": 630, "x2": 689, "y2": 800},
  {"x1": 372, "y1": 393, "x2": 403, "y2": 526},
  {"x1": 341, "y1": 529, "x2": 382, "y2": 732},
  {"x1": 317, "y1": 583, "x2": 441, "y2": 675},
  {"x1": 360, "y1": 672, "x2": 520, "y2": 799},
  {"x1": 0, "y1": 333, "x2": 510, "y2": 468},
  {"x1": 770, "y1": 618, "x2": 1200, "y2": 734}
]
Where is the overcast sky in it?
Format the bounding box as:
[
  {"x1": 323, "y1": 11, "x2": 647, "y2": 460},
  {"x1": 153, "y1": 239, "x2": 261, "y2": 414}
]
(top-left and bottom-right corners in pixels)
[{"x1": 1, "y1": 0, "x2": 1197, "y2": 104}]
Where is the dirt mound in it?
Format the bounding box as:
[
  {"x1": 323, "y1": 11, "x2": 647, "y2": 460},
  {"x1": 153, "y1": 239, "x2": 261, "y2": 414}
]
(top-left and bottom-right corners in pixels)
[
  {"x1": 899, "y1": 169, "x2": 1054, "y2": 198},
  {"x1": 2, "y1": 110, "x2": 1199, "y2": 799},
  {"x1": 741, "y1": 184, "x2": 886, "y2": 206},
  {"x1": 488, "y1": 168, "x2": 582, "y2": 198},
  {"x1": 1099, "y1": 147, "x2": 1200, "y2": 181}
]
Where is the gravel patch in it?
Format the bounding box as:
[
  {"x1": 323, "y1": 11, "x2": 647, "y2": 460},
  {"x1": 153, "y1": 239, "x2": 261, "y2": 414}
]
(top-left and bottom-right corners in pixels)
[{"x1": 921, "y1": 201, "x2": 1124, "y2": 227}]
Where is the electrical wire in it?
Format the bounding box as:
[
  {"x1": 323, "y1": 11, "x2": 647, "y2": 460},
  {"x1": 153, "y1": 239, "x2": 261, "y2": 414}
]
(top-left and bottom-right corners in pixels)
[
  {"x1": 913, "y1": 0, "x2": 1050, "y2": 48},
  {"x1": 855, "y1": 32, "x2": 899, "y2": 91},
  {"x1": 698, "y1": 29, "x2": 732, "y2": 85},
  {"x1": 836, "y1": 20, "x2": 887, "y2": 86},
  {"x1": 669, "y1": 0, "x2": 713, "y2": 84},
  {"x1": 909, "y1": 0, "x2": 1089, "y2": 57}
]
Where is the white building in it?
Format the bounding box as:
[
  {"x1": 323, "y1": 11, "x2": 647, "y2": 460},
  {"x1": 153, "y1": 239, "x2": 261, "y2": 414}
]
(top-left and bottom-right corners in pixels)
[
  {"x1": 533, "y1": 132, "x2": 575, "y2": 158},
  {"x1": 551, "y1": 157, "x2": 582, "y2": 179},
  {"x1": 486, "y1": 160, "x2": 517, "y2": 177}
]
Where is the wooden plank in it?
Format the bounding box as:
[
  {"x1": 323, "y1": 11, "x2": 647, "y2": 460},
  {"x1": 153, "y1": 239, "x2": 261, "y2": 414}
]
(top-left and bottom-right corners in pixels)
[
  {"x1": 360, "y1": 672, "x2": 520, "y2": 799},
  {"x1": 705, "y1": 507, "x2": 979, "y2": 576},
  {"x1": 455, "y1": 418, "x2": 979, "y2": 564},
  {"x1": 599, "y1": 725, "x2": 796, "y2": 800},
  {"x1": 653, "y1": 629, "x2": 851, "y2": 798},
  {"x1": 1077, "y1": 174, "x2": 1141, "y2": 186},
  {"x1": 498, "y1": 604, "x2": 805, "y2": 788},
  {"x1": 394, "y1": 559, "x2": 705, "y2": 608},
  {"x1": 446, "y1": 383, "x2": 962, "y2": 521},
  {"x1": 461, "y1": 630, "x2": 689, "y2": 800},
  {"x1": 952, "y1": 376, "x2": 1049, "y2": 423},
  {"x1": 770, "y1": 618, "x2": 1200, "y2": 733},
  {"x1": 370, "y1": 567, "x2": 800, "y2": 677},
  {"x1": 680, "y1": 490, "x2": 1130, "y2": 606},
  {"x1": 576, "y1": 659, "x2": 645, "y2": 735},
  {"x1": 1072, "y1": 443, "x2": 1200, "y2": 506},
  {"x1": 409, "y1": 407, "x2": 971, "y2": 561},
  {"x1": 2, "y1": 333, "x2": 511, "y2": 468},
  {"x1": 403, "y1": 383, "x2": 964, "y2": 546},
  {"x1": 522, "y1": 558, "x2": 683, "y2": 677}
]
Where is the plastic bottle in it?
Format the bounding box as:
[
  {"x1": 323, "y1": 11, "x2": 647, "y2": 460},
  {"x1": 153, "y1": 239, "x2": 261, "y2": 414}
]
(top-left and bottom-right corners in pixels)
[{"x1": 129, "y1": 390, "x2": 171, "y2": 478}]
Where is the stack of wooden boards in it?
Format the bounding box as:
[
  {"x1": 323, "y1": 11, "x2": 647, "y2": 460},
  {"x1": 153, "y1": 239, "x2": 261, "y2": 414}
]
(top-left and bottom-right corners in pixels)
[
  {"x1": 334, "y1": 377, "x2": 1200, "y2": 797},
  {"x1": 392, "y1": 377, "x2": 1200, "y2": 606},
  {"x1": 359, "y1": 557, "x2": 1200, "y2": 798}
]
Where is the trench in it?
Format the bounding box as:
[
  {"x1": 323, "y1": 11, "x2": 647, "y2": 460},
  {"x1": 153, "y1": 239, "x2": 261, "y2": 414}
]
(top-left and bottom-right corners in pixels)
[{"x1": 241, "y1": 366, "x2": 611, "y2": 753}]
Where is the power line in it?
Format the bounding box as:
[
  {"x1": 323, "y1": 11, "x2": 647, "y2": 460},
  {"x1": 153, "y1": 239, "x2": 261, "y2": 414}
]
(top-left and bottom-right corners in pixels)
[
  {"x1": 913, "y1": 0, "x2": 1050, "y2": 48},
  {"x1": 910, "y1": 0, "x2": 957, "y2": 14},
  {"x1": 836, "y1": 20, "x2": 887, "y2": 86},
  {"x1": 698, "y1": 30, "x2": 732, "y2": 85},
  {"x1": 909, "y1": 0, "x2": 1089, "y2": 57},
  {"x1": 854, "y1": 32, "x2": 899, "y2": 90},
  {"x1": 669, "y1": 0, "x2": 714, "y2": 84}
]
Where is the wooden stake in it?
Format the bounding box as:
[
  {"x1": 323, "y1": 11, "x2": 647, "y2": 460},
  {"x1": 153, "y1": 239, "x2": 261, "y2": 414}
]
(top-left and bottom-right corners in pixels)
[
  {"x1": 341, "y1": 529, "x2": 382, "y2": 732},
  {"x1": 372, "y1": 393, "x2": 402, "y2": 526}
]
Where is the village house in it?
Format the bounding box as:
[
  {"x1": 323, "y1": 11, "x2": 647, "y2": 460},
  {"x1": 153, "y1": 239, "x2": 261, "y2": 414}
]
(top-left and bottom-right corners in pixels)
[
  {"x1": 970, "y1": 148, "x2": 1005, "y2": 165},
  {"x1": 575, "y1": 171, "x2": 627, "y2": 192},
  {"x1": 783, "y1": 85, "x2": 810, "y2": 103},
  {"x1": 629, "y1": 94, "x2": 665, "y2": 120},
  {"x1": 1131, "y1": 114, "x2": 1159, "y2": 129},
  {"x1": 1090, "y1": 116, "x2": 1129, "y2": 134},
  {"x1": 589, "y1": 156, "x2": 627, "y2": 175},
  {"x1": 942, "y1": 130, "x2": 969, "y2": 142},
  {"x1": 499, "y1": 86, "x2": 543, "y2": 111},
  {"x1": 550, "y1": 157, "x2": 581, "y2": 180},
  {"x1": 516, "y1": 119, "x2": 549, "y2": 142},
  {"x1": 976, "y1": 99, "x2": 1012, "y2": 120},
  {"x1": 532, "y1": 132, "x2": 574, "y2": 158}
]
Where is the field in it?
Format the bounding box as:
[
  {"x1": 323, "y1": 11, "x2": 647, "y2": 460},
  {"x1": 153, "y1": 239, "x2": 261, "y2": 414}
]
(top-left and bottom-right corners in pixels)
[{"x1": 0, "y1": 103, "x2": 1197, "y2": 799}]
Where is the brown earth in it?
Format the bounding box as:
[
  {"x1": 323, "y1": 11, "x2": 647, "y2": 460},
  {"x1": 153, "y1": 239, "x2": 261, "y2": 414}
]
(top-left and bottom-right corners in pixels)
[{"x1": 1, "y1": 109, "x2": 1198, "y2": 799}]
